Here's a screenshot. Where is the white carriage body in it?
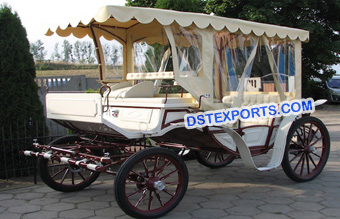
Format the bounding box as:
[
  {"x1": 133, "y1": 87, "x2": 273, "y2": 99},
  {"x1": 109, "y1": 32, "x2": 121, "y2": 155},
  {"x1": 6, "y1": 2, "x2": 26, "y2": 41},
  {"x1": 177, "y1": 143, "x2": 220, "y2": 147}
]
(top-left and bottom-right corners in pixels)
[{"x1": 45, "y1": 5, "x2": 311, "y2": 170}]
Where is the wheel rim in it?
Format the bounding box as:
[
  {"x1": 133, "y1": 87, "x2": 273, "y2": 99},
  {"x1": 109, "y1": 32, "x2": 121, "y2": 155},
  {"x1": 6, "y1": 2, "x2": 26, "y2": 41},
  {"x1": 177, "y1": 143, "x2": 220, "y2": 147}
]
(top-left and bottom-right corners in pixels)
[
  {"x1": 287, "y1": 120, "x2": 329, "y2": 178},
  {"x1": 45, "y1": 155, "x2": 97, "y2": 187},
  {"x1": 199, "y1": 151, "x2": 234, "y2": 165},
  {"x1": 123, "y1": 154, "x2": 185, "y2": 214}
]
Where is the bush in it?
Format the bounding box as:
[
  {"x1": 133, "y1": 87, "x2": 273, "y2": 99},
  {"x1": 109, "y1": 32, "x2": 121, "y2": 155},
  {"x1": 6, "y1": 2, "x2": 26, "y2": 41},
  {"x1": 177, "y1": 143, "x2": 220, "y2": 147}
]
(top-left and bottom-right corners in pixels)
[{"x1": 0, "y1": 4, "x2": 46, "y2": 178}]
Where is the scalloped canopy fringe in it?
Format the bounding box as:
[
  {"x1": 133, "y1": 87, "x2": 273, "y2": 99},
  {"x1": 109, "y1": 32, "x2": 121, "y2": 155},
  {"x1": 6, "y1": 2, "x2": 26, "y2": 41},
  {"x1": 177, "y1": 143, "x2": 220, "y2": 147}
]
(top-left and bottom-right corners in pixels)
[{"x1": 46, "y1": 5, "x2": 309, "y2": 42}]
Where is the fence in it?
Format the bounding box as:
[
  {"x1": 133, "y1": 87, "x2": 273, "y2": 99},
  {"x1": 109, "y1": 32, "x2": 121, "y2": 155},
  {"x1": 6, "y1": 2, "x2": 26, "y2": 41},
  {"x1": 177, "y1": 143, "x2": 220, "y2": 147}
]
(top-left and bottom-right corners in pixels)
[
  {"x1": 0, "y1": 76, "x2": 101, "y2": 181},
  {"x1": 0, "y1": 119, "x2": 68, "y2": 180},
  {"x1": 35, "y1": 75, "x2": 101, "y2": 92}
]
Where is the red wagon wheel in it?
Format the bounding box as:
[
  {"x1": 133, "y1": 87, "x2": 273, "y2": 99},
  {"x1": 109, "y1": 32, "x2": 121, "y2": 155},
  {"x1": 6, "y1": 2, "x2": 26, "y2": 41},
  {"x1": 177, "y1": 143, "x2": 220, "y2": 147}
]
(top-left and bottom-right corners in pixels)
[
  {"x1": 114, "y1": 147, "x2": 188, "y2": 218},
  {"x1": 281, "y1": 116, "x2": 330, "y2": 182},
  {"x1": 194, "y1": 150, "x2": 235, "y2": 168},
  {"x1": 38, "y1": 135, "x2": 100, "y2": 192}
]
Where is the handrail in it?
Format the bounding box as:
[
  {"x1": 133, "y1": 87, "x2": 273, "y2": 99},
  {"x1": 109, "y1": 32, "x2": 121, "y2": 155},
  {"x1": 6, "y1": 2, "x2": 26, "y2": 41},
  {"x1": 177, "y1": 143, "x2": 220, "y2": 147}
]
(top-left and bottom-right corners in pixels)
[
  {"x1": 100, "y1": 85, "x2": 111, "y2": 113},
  {"x1": 161, "y1": 85, "x2": 184, "y2": 104}
]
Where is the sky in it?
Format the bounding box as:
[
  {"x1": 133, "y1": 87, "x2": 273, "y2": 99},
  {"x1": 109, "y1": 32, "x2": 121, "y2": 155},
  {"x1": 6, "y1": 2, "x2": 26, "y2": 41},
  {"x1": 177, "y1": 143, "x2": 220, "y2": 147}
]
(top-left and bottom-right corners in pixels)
[{"x1": 1, "y1": 0, "x2": 127, "y2": 57}]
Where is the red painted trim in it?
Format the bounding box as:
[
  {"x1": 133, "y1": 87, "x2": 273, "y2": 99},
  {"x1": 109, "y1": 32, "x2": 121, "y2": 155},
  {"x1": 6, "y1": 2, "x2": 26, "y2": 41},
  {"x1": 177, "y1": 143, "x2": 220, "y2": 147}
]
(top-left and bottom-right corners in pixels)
[
  {"x1": 108, "y1": 105, "x2": 162, "y2": 110},
  {"x1": 161, "y1": 109, "x2": 190, "y2": 129}
]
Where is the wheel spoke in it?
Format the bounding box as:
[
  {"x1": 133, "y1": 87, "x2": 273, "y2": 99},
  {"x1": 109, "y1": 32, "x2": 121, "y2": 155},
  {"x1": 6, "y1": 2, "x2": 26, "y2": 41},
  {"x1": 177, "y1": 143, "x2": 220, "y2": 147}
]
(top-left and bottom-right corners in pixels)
[
  {"x1": 205, "y1": 152, "x2": 212, "y2": 160},
  {"x1": 155, "y1": 191, "x2": 164, "y2": 206},
  {"x1": 220, "y1": 153, "x2": 225, "y2": 162},
  {"x1": 293, "y1": 153, "x2": 305, "y2": 172},
  {"x1": 289, "y1": 151, "x2": 303, "y2": 163},
  {"x1": 160, "y1": 169, "x2": 178, "y2": 180},
  {"x1": 148, "y1": 191, "x2": 153, "y2": 210},
  {"x1": 308, "y1": 127, "x2": 319, "y2": 145},
  {"x1": 51, "y1": 167, "x2": 68, "y2": 179},
  {"x1": 306, "y1": 123, "x2": 313, "y2": 145},
  {"x1": 60, "y1": 169, "x2": 69, "y2": 184},
  {"x1": 162, "y1": 188, "x2": 174, "y2": 197},
  {"x1": 71, "y1": 173, "x2": 75, "y2": 185},
  {"x1": 156, "y1": 160, "x2": 171, "y2": 177},
  {"x1": 125, "y1": 181, "x2": 145, "y2": 185},
  {"x1": 127, "y1": 187, "x2": 146, "y2": 198},
  {"x1": 295, "y1": 129, "x2": 305, "y2": 147},
  {"x1": 135, "y1": 190, "x2": 147, "y2": 207},
  {"x1": 131, "y1": 169, "x2": 145, "y2": 180},
  {"x1": 311, "y1": 151, "x2": 323, "y2": 159},
  {"x1": 142, "y1": 160, "x2": 150, "y2": 177},
  {"x1": 78, "y1": 172, "x2": 86, "y2": 181},
  {"x1": 217, "y1": 153, "x2": 223, "y2": 162},
  {"x1": 152, "y1": 156, "x2": 159, "y2": 177},
  {"x1": 300, "y1": 154, "x2": 305, "y2": 175},
  {"x1": 306, "y1": 154, "x2": 310, "y2": 174},
  {"x1": 303, "y1": 124, "x2": 307, "y2": 145},
  {"x1": 310, "y1": 136, "x2": 324, "y2": 147},
  {"x1": 309, "y1": 154, "x2": 317, "y2": 168},
  {"x1": 165, "y1": 181, "x2": 180, "y2": 185}
]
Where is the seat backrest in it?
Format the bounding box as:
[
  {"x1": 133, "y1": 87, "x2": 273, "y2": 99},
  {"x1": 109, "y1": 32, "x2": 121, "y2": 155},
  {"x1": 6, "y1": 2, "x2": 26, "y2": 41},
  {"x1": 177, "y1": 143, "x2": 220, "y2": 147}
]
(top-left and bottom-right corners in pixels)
[
  {"x1": 108, "y1": 81, "x2": 154, "y2": 98},
  {"x1": 222, "y1": 93, "x2": 282, "y2": 106}
]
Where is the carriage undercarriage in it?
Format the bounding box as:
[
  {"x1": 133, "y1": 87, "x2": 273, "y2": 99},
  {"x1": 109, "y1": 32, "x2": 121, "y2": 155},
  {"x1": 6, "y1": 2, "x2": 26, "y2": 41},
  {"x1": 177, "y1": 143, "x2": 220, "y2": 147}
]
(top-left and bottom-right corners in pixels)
[{"x1": 23, "y1": 101, "x2": 330, "y2": 218}]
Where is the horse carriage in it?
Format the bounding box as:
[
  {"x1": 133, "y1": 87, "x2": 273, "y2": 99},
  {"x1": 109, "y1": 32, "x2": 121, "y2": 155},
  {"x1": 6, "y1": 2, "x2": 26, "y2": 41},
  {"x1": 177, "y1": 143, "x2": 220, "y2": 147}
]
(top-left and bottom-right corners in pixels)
[{"x1": 24, "y1": 6, "x2": 330, "y2": 218}]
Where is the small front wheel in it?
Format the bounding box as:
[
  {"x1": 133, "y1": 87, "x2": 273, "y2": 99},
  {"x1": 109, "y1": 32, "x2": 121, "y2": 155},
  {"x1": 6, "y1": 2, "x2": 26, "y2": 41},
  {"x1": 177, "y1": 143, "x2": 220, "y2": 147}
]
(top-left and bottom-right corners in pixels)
[
  {"x1": 281, "y1": 116, "x2": 330, "y2": 182},
  {"x1": 114, "y1": 147, "x2": 188, "y2": 218},
  {"x1": 38, "y1": 135, "x2": 100, "y2": 192}
]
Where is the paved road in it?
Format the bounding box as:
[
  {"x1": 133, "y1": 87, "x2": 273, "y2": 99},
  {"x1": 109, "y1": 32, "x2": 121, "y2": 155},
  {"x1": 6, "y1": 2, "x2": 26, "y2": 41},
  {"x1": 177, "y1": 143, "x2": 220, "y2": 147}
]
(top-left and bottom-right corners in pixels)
[{"x1": 0, "y1": 104, "x2": 339, "y2": 218}]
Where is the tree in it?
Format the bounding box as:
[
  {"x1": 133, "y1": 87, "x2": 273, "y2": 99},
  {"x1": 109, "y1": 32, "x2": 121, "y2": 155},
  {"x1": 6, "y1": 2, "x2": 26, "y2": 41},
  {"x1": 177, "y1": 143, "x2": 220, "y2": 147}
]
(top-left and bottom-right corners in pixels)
[
  {"x1": 127, "y1": 0, "x2": 205, "y2": 12},
  {"x1": 84, "y1": 41, "x2": 95, "y2": 64},
  {"x1": 73, "y1": 40, "x2": 82, "y2": 63},
  {"x1": 155, "y1": 0, "x2": 205, "y2": 12},
  {"x1": 126, "y1": 0, "x2": 157, "y2": 7},
  {"x1": 0, "y1": 4, "x2": 46, "y2": 177},
  {"x1": 50, "y1": 42, "x2": 61, "y2": 61},
  {"x1": 62, "y1": 40, "x2": 73, "y2": 62},
  {"x1": 206, "y1": 0, "x2": 340, "y2": 97},
  {"x1": 30, "y1": 39, "x2": 46, "y2": 61}
]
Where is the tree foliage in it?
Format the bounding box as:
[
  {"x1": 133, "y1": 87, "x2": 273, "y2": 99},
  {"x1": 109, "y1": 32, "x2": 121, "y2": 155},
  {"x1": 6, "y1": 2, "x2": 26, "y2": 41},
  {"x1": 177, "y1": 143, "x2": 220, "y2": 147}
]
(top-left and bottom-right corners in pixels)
[
  {"x1": 206, "y1": 0, "x2": 340, "y2": 97},
  {"x1": 62, "y1": 40, "x2": 73, "y2": 62},
  {"x1": 30, "y1": 39, "x2": 46, "y2": 61},
  {"x1": 155, "y1": 0, "x2": 205, "y2": 12},
  {"x1": 127, "y1": 0, "x2": 205, "y2": 12},
  {"x1": 50, "y1": 42, "x2": 61, "y2": 61},
  {"x1": 0, "y1": 4, "x2": 46, "y2": 178},
  {"x1": 126, "y1": 0, "x2": 157, "y2": 8},
  {"x1": 0, "y1": 4, "x2": 45, "y2": 127}
]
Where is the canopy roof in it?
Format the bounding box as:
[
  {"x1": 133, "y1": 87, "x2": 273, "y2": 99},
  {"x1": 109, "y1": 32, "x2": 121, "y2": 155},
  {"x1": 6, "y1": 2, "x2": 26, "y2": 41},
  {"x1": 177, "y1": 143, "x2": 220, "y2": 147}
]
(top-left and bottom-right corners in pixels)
[{"x1": 46, "y1": 5, "x2": 309, "y2": 42}]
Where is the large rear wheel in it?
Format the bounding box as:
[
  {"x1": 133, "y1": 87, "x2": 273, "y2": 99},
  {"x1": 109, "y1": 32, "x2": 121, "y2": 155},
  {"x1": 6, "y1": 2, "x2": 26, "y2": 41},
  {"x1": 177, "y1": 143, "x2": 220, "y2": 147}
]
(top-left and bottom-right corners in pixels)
[
  {"x1": 194, "y1": 150, "x2": 235, "y2": 168},
  {"x1": 281, "y1": 117, "x2": 330, "y2": 182}
]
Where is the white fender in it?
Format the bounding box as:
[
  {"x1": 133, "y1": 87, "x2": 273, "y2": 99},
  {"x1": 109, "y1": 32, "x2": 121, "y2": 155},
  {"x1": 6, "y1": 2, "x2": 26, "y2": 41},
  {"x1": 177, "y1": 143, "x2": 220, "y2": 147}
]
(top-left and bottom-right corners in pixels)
[
  {"x1": 222, "y1": 114, "x2": 297, "y2": 171},
  {"x1": 314, "y1": 99, "x2": 327, "y2": 106}
]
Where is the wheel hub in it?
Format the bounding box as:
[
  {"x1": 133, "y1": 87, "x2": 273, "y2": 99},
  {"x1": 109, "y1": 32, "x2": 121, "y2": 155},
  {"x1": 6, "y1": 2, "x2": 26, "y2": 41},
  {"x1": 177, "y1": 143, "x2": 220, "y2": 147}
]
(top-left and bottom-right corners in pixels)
[
  {"x1": 68, "y1": 164, "x2": 82, "y2": 173},
  {"x1": 153, "y1": 180, "x2": 166, "y2": 191},
  {"x1": 146, "y1": 177, "x2": 166, "y2": 191},
  {"x1": 304, "y1": 145, "x2": 316, "y2": 154}
]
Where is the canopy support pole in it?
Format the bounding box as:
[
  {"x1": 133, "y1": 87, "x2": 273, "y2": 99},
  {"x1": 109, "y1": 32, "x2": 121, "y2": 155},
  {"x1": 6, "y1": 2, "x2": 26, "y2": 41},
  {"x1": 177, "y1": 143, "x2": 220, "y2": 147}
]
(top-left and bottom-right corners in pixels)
[{"x1": 90, "y1": 24, "x2": 105, "y2": 82}]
